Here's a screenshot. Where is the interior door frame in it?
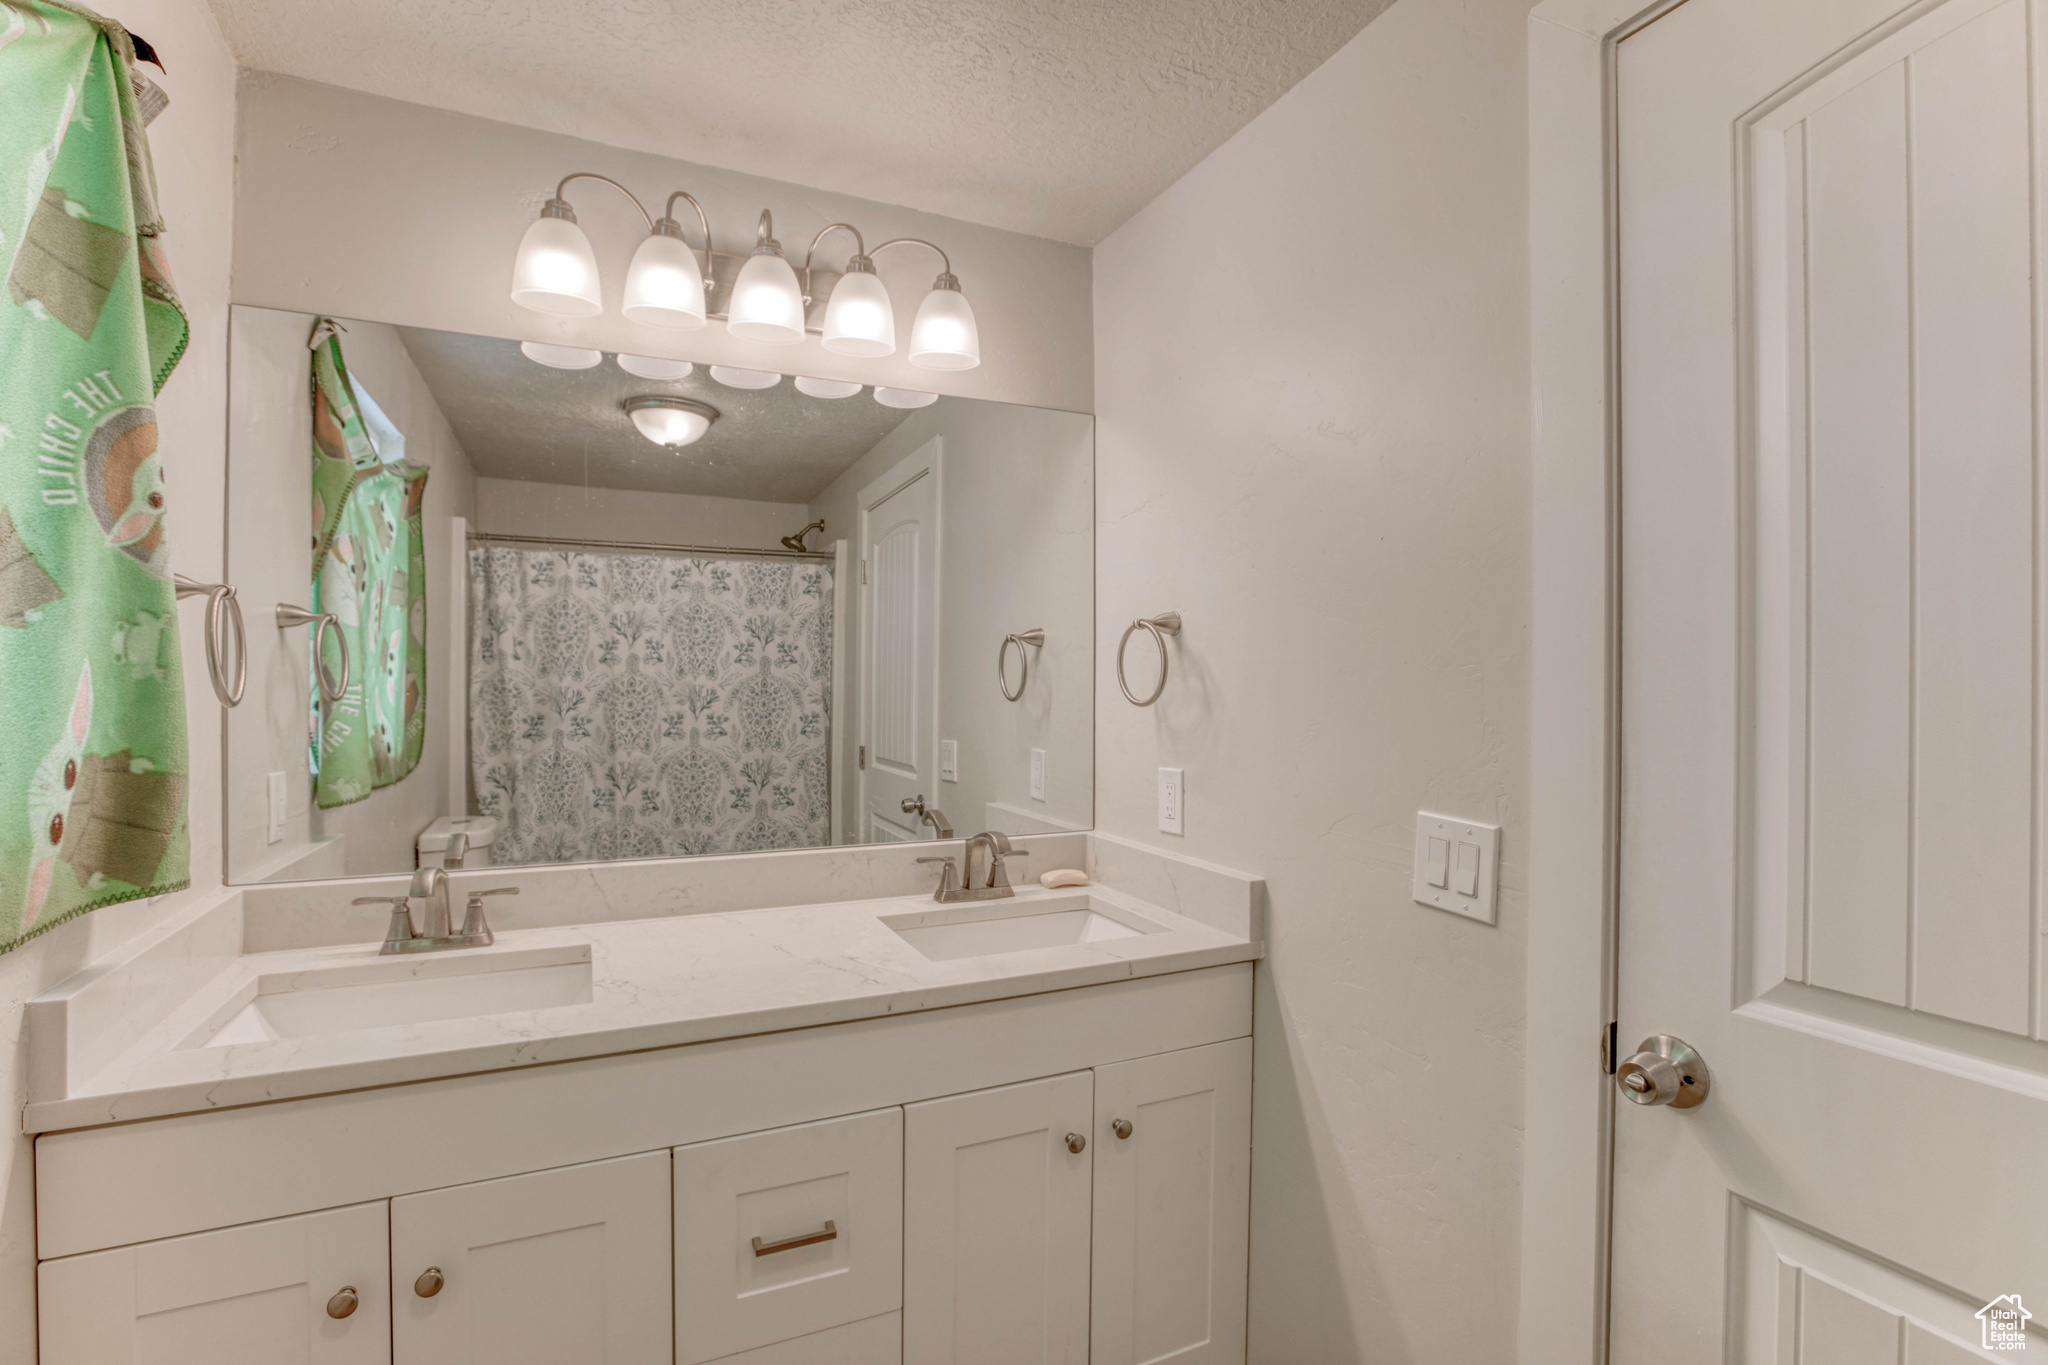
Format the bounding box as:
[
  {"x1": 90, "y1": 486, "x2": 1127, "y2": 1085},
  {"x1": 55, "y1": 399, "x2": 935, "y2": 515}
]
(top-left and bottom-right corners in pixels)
[
  {"x1": 1523, "y1": 2, "x2": 1692, "y2": 1362},
  {"x1": 854, "y1": 438, "x2": 943, "y2": 841}
]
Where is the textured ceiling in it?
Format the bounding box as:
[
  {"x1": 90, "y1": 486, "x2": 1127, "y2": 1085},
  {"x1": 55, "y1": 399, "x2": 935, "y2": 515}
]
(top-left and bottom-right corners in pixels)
[
  {"x1": 205, "y1": 0, "x2": 1393, "y2": 245},
  {"x1": 397, "y1": 327, "x2": 912, "y2": 504}
]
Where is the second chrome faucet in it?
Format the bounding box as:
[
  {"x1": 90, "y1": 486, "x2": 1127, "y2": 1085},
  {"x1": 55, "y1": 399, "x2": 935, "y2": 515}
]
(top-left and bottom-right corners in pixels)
[
  {"x1": 917, "y1": 830, "x2": 1030, "y2": 903},
  {"x1": 356, "y1": 870, "x2": 519, "y2": 954}
]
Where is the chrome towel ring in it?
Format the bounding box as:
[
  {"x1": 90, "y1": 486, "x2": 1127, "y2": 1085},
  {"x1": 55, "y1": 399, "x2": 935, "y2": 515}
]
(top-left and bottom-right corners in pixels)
[
  {"x1": 1117, "y1": 612, "x2": 1182, "y2": 707},
  {"x1": 999, "y1": 629, "x2": 1045, "y2": 701},
  {"x1": 277, "y1": 603, "x2": 350, "y2": 704},
  {"x1": 173, "y1": 575, "x2": 247, "y2": 707}
]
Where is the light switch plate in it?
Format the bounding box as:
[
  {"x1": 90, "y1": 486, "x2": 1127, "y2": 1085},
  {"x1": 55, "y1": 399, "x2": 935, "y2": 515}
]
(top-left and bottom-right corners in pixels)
[
  {"x1": 940, "y1": 739, "x2": 958, "y2": 783},
  {"x1": 1412, "y1": 811, "x2": 1499, "y2": 924},
  {"x1": 1029, "y1": 748, "x2": 1045, "y2": 801},
  {"x1": 266, "y1": 771, "x2": 287, "y2": 845},
  {"x1": 1158, "y1": 767, "x2": 1184, "y2": 836}
]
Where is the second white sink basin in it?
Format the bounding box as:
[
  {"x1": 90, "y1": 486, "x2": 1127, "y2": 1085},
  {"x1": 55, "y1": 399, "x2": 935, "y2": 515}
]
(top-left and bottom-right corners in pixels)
[
  {"x1": 185, "y1": 944, "x2": 593, "y2": 1048},
  {"x1": 881, "y1": 895, "x2": 1163, "y2": 962}
]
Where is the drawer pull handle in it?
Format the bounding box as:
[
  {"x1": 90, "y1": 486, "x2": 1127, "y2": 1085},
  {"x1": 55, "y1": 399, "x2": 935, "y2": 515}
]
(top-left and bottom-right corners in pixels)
[
  {"x1": 752, "y1": 1220, "x2": 838, "y2": 1257},
  {"x1": 1112, "y1": 1118, "x2": 1133, "y2": 1140},
  {"x1": 1065, "y1": 1132, "x2": 1087, "y2": 1154},
  {"x1": 326, "y1": 1286, "x2": 358, "y2": 1319},
  {"x1": 414, "y1": 1267, "x2": 444, "y2": 1298}
]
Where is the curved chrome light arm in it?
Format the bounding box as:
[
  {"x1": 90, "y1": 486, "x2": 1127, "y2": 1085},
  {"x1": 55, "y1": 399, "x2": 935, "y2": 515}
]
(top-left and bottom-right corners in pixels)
[
  {"x1": 802, "y1": 222, "x2": 869, "y2": 303},
  {"x1": 656, "y1": 190, "x2": 714, "y2": 270},
  {"x1": 545, "y1": 173, "x2": 655, "y2": 232},
  {"x1": 871, "y1": 237, "x2": 956, "y2": 288}
]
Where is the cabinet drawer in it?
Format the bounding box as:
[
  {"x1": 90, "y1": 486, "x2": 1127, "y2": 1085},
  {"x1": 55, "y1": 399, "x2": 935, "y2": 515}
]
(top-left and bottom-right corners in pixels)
[
  {"x1": 675, "y1": 1108, "x2": 903, "y2": 1365},
  {"x1": 708, "y1": 1312, "x2": 901, "y2": 1365},
  {"x1": 38, "y1": 1201, "x2": 388, "y2": 1365}
]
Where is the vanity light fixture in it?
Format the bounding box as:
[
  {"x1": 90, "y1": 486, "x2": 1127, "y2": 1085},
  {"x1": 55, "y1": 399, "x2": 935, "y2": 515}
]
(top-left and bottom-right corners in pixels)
[
  {"x1": 873, "y1": 387, "x2": 938, "y2": 409},
  {"x1": 512, "y1": 174, "x2": 714, "y2": 327},
  {"x1": 805, "y1": 224, "x2": 894, "y2": 357},
  {"x1": 520, "y1": 341, "x2": 603, "y2": 369},
  {"x1": 872, "y1": 238, "x2": 980, "y2": 371},
  {"x1": 624, "y1": 395, "x2": 718, "y2": 448},
  {"x1": 622, "y1": 192, "x2": 713, "y2": 329},
  {"x1": 708, "y1": 365, "x2": 781, "y2": 390},
  {"x1": 726, "y1": 211, "x2": 807, "y2": 346},
  {"x1": 616, "y1": 354, "x2": 695, "y2": 380},
  {"x1": 794, "y1": 376, "x2": 863, "y2": 399}
]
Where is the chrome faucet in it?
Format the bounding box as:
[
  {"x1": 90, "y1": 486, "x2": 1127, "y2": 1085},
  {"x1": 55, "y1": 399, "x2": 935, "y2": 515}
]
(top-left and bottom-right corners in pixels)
[
  {"x1": 356, "y1": 875, "x2": 517, "y2": 954},
  {"x1": 917, "y1": 831, "x2": 1030, "y2": 903}
]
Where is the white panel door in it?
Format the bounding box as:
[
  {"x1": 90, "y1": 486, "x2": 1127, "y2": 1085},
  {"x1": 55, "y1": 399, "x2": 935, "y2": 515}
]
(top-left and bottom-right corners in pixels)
[
  {"x1": 391, "y1": 1150, "x2": 671, "y2": 1364},
  {"x1": 1615, "y1": 0, "x2": 2047, "y2": 1358},
  {"x1": 858, "y1": 440, "x2": 939, "y2": 844},
  {"x1": 38, "y1": 1201, "x2": 389, "y2": 1365},
  {"x1": 1090, "y1": 1040, "x2": 1251, "y2": 1365},
  {"x1": 904, "y1": 1072, "x2": 1093, "y2": 1365}
]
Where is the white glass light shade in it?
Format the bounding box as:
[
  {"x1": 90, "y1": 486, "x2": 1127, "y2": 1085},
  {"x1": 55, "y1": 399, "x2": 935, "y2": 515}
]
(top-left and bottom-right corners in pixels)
[
  {"x1": 621, "y1": 233, "x2": 707, "y2": 329},
  {"x1": 821, "y1": 270, "x2": 895, "y2": 357},
  {"x1": 617, "y1": 354, "x2": 694, "y2": 380},
  {"x1": 794, "y1": 376, "x2": 862, "y2": 399},
  {"x1": 873, "y1": 387, "x2": 938, "y2": 409},
  {"x1": 726, "y1": 250, "x2": 807, "y2": 345},
  {"x1": 708, "y1": 366, "x2": 781, "y2": 390},
  {"x1": 520, "y1": 341, "x2": 603, "y2": 369},
  {"x1": 625, "y1": 397, "x2": 715, "y2": 448},
  {"x1": 908, "y1": 286, "x2": 979, "y2": 370},
  {"x1": 510, "y1": 216, "x2": 602, "y2": 316}
]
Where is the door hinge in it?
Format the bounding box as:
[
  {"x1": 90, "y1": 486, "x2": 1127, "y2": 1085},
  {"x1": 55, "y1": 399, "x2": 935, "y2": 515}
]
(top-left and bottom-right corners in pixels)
[
  {"x1": 1602, "y1": 1020, "x2": 1619, "y2": 1075},
  {"x1": 858, "y1": 745, "x2": 867, "y2": 769},
  {"x1": 861, "y1": 555, "x2": 869, "y2": 584}
]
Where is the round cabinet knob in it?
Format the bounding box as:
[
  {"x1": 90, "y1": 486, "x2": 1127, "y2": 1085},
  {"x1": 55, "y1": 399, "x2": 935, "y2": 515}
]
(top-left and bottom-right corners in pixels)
[
  {"x1": 1111, "y1": 1119, "x2": 1133, "y2": 1140},
  {"x1": 325, "y1": 1286, "x2": 358, "y2": 1319},
  {"x1": 414, "y1": 1267, "x2": 445, "y2": 1298},
  {"x1": 1614, "y1": 1034, "x2": 1710, "y2": 1109},
  {"x1": 1065, "y1": 1132, "x2": 1087, "y2": 1154}
]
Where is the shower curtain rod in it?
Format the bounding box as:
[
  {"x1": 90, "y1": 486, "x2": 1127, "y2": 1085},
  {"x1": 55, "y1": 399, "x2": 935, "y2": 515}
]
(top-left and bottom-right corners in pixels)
[{"x1": 467, "y1": 531, "x2": 833, "y2": 563}]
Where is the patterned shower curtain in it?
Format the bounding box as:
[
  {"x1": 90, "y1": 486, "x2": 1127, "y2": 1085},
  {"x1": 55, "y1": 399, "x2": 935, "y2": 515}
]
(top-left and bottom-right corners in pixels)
[{"x1": 467, "y1": 545, "x2": 832, "y2": 863}]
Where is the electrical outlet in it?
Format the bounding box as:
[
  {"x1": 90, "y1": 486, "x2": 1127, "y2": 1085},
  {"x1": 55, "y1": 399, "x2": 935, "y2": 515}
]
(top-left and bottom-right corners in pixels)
[
  {"x1": 940, "y1": 739, "x2": 958, "y2": 783},
  {"x1": 1158, "y1": 767, "x2": 1184, "y2": 835},
  {"x1": 266, "y1": 771, "x2": 287, "y2": 844},
  {"x1": 1030, "y1": 748, "x2": 1046, "y2": 801},
  {"x1": 1412, "y1": 811, "x2": 1500, "y2": 924}
]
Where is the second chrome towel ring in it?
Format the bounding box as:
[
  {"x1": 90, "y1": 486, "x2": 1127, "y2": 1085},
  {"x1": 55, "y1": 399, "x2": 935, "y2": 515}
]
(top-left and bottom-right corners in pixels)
[
  {"x1": 1117, "y1": 612, "x2": 1182, "y2": 707},
  {"x1": 173, "y1": 575, "x2": 247, "y2": 708},
  {"x1": 277, "y1": 604, "x2": 350, "y2": 704},
  {"x1": 999, "y1": 629, "x2": 1045, "y2": 701}
]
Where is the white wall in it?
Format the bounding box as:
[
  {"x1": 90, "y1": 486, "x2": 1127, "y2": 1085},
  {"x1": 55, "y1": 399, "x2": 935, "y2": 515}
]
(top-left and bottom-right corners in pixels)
[
  {"x1": 0, "y1": 0, "x2": 238, "y2": 1355},
  {"x1": 1091, "y1": 0, "x2": 1533, "y2": 1359},
  {"x1": 473, "y1": 478, "x2": 806, "y2": 551},
  {"x1": 232, "y1": 75, "x2": 1094, "y2": 414},
  {"x1": 810, "y1": 400, "x2": 1094, "y2": 845},
  {"x1": 225, "y1": 308, "x2": 478, "y2": 879}
]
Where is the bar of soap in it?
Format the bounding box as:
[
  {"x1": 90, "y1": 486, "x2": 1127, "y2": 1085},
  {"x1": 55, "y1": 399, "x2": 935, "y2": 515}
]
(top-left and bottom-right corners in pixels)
[{"x1": 1039, "y1": 868, "x2": 1089, "y2": 889}]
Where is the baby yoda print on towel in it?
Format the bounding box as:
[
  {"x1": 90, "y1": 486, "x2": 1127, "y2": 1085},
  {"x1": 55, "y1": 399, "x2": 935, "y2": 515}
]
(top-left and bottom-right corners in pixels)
[
  {"x1": 0, "y1": 1, "x2": 192, "y2": 950},
  {"x1": 308, "y1": 324, "x2": 429, "y2": 809}
]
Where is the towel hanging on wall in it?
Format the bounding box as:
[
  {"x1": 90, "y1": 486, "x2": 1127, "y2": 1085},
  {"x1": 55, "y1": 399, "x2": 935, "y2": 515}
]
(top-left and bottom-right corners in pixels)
[{"x1": 0, "y1": 0, "x2": 193, "y2": 951}]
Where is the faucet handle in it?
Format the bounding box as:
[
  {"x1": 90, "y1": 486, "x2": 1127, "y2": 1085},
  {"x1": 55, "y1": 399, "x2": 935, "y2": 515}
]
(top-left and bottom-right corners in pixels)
[
  {"x1": 356, "y1": 896, "x2": 417, "y2": 952},
  {"x1": 459, "y1": 886, "x2": 517, "y2": 940},
  {"x1": 915, "y1": 855, "x2": 960, "y2": 897}
]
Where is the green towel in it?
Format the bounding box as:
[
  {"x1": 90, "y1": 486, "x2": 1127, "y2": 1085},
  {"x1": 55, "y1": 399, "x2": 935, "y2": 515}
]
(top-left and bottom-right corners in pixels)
[
  {"x1": 0, "y1": 0, "x2": 191, "y2": 950},
  {"x1": 309, "y1": 325, "x2": 428, "y2": 808}
]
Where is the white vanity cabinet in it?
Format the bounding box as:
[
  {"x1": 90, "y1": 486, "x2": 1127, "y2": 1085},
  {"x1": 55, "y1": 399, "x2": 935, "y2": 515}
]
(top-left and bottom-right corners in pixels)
[{"x1": 37, "y1": 1201, "x2": 390, "y2": 1364}]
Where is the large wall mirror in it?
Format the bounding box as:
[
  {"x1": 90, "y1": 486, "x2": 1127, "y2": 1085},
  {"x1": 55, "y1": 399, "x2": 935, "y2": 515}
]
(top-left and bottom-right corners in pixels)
[{"x1": 224, "y1": 306, "x2": 1093, "y2": 884}]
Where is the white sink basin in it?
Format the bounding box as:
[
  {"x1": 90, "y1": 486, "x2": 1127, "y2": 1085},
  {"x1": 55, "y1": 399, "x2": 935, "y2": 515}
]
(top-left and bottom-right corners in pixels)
[
  {"x1": 881, "y1": 896, "x2": 1163, "y2": 962},
  {"x1": 184, "y1": 944, "x2": 593, "y2": 1048}
]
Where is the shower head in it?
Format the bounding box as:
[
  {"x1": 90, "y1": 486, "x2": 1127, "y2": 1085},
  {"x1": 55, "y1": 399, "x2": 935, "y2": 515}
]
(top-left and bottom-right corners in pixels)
[{"x1": 781, "y1": 519, "x2": 826, "y2": 553}]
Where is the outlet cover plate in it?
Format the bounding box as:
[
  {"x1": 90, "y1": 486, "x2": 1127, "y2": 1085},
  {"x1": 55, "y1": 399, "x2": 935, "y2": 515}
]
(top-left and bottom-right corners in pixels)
[
  {"x1": 1158, "y1": 767, "x2": 1184, "y2": 836},
  {"x1": 940, "y1": 739, "x2": 958, "y2": 783},
  {"x1": 1412, "y1": 811, "x2": 1499, "y2": 925},
  {"x1": 266, "y1": 772, "x2": 287, "y2": 845},
  {"x1": 1029, "y1": 748, "x2": 1045, "y2": 801}
]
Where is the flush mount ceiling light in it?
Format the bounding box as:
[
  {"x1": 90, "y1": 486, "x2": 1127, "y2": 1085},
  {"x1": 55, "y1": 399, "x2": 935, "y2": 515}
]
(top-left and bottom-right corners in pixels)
[
  {"x1": 510, "y1": 171, "x2": 982, "y2": 372},
  {"x1": 794, "y1": 376, "x2": 862, "y2": 399},
  {"x1": 624, "y1": 395, "x2": 718, "y2": 448},
  {"x1": 708, "y1": 366, "x2": 781, "y2": 390},
  {"x1": 873, "y1": 387, "x2": 938, "y2": 409},
  {"x1": 520, "y1": 341, "x2": 603, "y2": 369},
  {"x1": 617, "y1": 353, "x2": 694, "y2": 380}
]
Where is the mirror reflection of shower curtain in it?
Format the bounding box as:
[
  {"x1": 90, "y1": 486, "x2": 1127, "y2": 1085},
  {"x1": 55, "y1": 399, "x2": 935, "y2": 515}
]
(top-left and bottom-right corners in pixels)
[{"x1": 466, "y1": 545, "x2": 832, "y2": 862}]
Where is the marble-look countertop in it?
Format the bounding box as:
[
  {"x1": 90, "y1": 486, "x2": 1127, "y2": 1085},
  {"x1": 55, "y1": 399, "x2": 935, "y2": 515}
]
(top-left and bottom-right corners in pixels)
[{"x1": 27, "y1": 882, "x2": 1255, "y2": 1133}]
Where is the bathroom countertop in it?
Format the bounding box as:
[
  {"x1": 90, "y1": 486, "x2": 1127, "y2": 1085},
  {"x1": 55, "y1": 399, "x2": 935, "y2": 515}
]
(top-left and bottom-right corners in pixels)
[{"x1": 25, "y1": 882, "x2": 1257, "y2": 1134}]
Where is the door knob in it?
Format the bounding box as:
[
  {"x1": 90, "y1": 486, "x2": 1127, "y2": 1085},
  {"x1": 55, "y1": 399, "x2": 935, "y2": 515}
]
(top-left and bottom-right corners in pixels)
[
  {"x1": 414, "y1": 1266, "x2": 444, "y2": 1298},
  {"x1": 326, "y1": 1285, "x2": 358, "y2": 1319},
  {"x1": 1614, "y1": 1034, "x2": 1710, "y2": 1108}
]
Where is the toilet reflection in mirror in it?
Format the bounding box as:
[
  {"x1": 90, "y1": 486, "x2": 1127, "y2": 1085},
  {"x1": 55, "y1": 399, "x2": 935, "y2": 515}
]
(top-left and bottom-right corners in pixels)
[{"x1": 224, "y1": 307, "x2": 1093, "y2": 884}]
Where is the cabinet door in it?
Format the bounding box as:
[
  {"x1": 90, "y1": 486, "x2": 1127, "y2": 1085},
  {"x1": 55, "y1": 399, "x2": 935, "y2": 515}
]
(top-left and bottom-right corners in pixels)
[
  {"x1": 38, "y1": 1201, "x2": 388, "y2": 1364},
  {"x1": 1089, "y1": 1039, "x2": 1252, "y2": 1365},
  {"x1": 391, "y1": 1150, "x2": 671, "y2": 1364},
  {"x1": 903, "y1": 1071, "x2": 1093, "y2": 1365}
]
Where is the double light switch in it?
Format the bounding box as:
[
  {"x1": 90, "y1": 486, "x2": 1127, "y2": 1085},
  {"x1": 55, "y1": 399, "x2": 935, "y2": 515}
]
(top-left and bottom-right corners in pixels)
[{"x1": 1412, "y1": 811, "x2": 1500, "y2": 925}]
